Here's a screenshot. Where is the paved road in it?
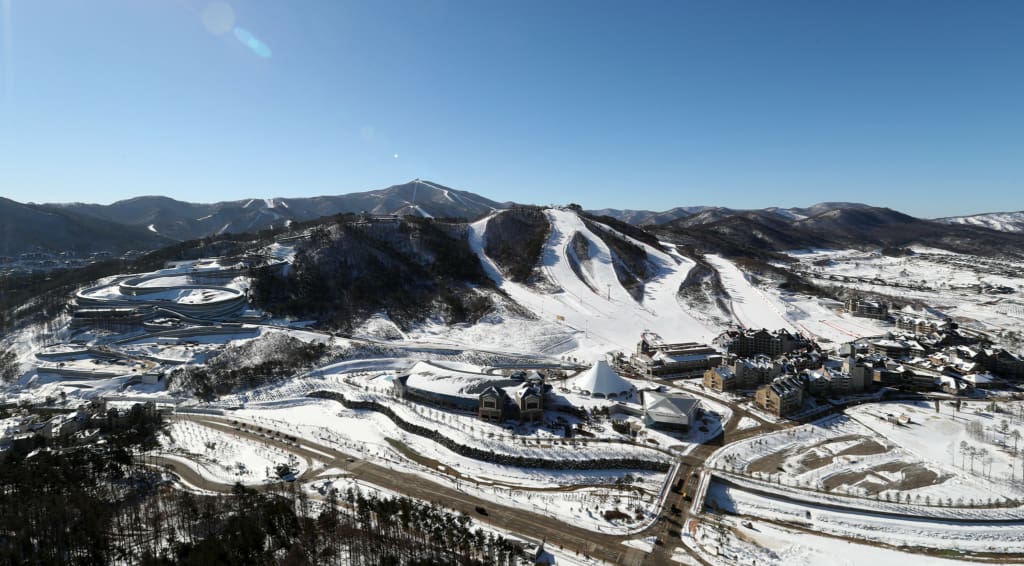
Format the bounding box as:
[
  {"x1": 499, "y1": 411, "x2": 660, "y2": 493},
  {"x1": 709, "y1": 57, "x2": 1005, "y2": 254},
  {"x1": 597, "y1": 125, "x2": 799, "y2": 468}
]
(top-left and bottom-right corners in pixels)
[
  {"x1": 166, "y1": 413, "x2": 664, "y2": 564},
  {"x1": 635, "y1": 378, "x2": 794, "y2": 564},
  {"x1": 162, "y1": 378, "x2": 798, "y2": 566}
]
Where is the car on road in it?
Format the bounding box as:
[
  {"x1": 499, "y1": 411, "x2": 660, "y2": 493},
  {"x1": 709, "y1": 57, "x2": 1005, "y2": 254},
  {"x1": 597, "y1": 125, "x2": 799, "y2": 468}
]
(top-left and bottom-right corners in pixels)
[{"x1": 475, "y1": 506, "x2": 488, "y2": 516}]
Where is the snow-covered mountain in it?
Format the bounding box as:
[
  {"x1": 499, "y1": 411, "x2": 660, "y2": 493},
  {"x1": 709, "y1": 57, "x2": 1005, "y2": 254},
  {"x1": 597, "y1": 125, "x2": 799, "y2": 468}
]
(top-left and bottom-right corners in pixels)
[
  {"x1": 586, "y1": 206, "x2": 713, "y2": 225},
  {"x1": 471, "y1": 207, "x2": 720, "y2": 356},
  {"x1": 596, "y1": 202, "x2": 876, "y2": 226},
  {"x1": 46, "y1": 180, "x2": 505, "y2": 243},
  {"x1": 935, "y1": 211, "x2": 1024, "y2": 234},
  {"x1": 654, "y1": 204, "x2": 1024, "y2": 258},
  {"x1": 16, "y1": 178, "x2": 1024, "y2": 260}
]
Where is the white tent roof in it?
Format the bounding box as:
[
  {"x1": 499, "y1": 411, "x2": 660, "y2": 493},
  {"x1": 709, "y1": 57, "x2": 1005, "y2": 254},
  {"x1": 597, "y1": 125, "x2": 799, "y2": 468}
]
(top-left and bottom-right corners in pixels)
[{"x1": 573, "y1": 360, "x2": 635, "y2": 398}]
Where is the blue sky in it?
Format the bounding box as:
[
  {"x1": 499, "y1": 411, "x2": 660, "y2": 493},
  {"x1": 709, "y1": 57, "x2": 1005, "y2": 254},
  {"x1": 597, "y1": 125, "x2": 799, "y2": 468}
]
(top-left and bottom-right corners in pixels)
[{"x1": 1, "y1": 1, "x2": 1022, "y2": 217}]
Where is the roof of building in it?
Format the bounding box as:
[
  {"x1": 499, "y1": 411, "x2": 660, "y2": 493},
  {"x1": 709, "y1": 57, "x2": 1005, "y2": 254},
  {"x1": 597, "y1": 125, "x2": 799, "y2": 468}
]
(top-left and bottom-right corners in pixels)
[
  {"x1": 734, "y1": 357, "x2": 773, "y2": 370},
  {"x1": 766, "y1": 376, "x2": 803, "y2": 397},
  {"x1": 515, "y1": 383, "x2": 543, "y2": 401},
  {"x1": 573, "y1": 360, "x2": 635, "y2": 398},
  {"x1": 404, "y1": 361, "x2": 518, "y2": 399},
  {"x1": 643, "y1": 391, "x2": 700, "y2": 422},
  {"x1": 479, "y1": 385, "x2": 507, "y2": 399},
  {"x1": 711, "y1": 365, "x2": 735, "y2": 378},
  {"x1": 652, "y1": 350, "x2": 718, "y2": 364},
  {"x1": 964, "y1": 373, "x2": 996, "y2": 385}
]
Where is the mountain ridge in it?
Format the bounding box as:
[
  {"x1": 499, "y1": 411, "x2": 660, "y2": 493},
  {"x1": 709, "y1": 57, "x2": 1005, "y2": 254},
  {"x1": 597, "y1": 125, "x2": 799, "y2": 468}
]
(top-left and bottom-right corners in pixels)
[
  {"x1": 0, "y1": 197, "x2": 173, "y2": 257},
  {"x1": 7, "y1": 180, "x2": 1024, "y2": 258},
  {"x1": 936, "y1": 211, "x2": 1024, "y2": 234},
  {"x1": 43, "y1": 180, "x2": 508, "y2": 243}
]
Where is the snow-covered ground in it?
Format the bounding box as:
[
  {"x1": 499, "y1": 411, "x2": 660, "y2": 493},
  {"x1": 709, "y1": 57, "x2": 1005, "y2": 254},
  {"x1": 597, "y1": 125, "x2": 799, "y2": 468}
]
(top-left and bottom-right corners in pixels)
[
  {"x1": 8, "y1": 227, "x2": 1024, "y2": 560},
  {"x1": 219, "y1": 370, "x2": 676, "y2": 465},
  {"x1": 705, "y1": 254, "x2": 794, "y2": 333},
  {"x1": 159, "y1": 420, "x2": 312, "y2": 485},
  {"x1": 225, "y1": 400, "x2": 668, "y2": 534},
  {"x1": 350, "y1": 209, "x2": 1024, "y2": 364},
  {"x1": 465, "y1": 208, "x2": 725, "y2": 361},
  {"x1": 937, "y1": 210, "x2": 1024, "y2": 234},
  {"x1": 709, "y1": 407, "x2": 1024, "y2": 515},
  {"x1": 782, "y1": 248, "x2": 1024, "y2": 344},
  {"x1": 768, "y1": 292, "x2": 892, "y2": 347},
  {"x1": 736, "y1": 417, "x2": 760, "y2": 431},
  {"x1": 848, "y1": 400, "x2": 1024, "y2": 498},
  {"x1": 705, "y1": 481, "x2": 1024, "y2": 556},
  {"x1": 684, "y1": 513, "x2": 970, "y2": 565}
]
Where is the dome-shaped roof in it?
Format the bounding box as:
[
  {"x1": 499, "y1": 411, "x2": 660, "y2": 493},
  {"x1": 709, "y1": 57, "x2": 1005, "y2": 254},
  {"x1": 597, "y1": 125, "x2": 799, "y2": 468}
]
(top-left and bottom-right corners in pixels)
[{"x1": 573, "y1": 360, "x2": 635, "y2": 400}]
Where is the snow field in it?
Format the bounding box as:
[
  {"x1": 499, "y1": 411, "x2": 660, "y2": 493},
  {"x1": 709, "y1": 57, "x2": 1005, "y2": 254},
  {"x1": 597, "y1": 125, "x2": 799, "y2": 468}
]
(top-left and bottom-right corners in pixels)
[
  {"x1": 770, "y1": 293, "x2": 891, "y2": 345},
  {"x1": 159, "y1": 420, "x2": 312, "y2": 485},
  {"x1": 710, "y1": 407, "x2": 1024, "y2": 517},
  {"x1": 704, "y1": 254, "x2": 795, "y2": 333},
  {"x1": 231, "y1": 401, "x2": 670, "y2": 535},
  {"x1": 706, "y1": 481, "x2": 1024, "y2": 556},
  {"x1": 737, "y1": 417, "x2": 760, "y2": 431},
  {"x1": 848, "y1": 401, "x2": 1024, "y2": 502},
  {"x1": 783, "y1": 249, "x2": 1024, "y2": 338},
  {"x1": 683, "y1": 511, "x2": 967, "y2": 566},
  {"x1": 238, "y1": 379, "x2": 674, "y2": 469},
  {"x1": 468, "y1": 208, "x2": 718, "y2": 361}
]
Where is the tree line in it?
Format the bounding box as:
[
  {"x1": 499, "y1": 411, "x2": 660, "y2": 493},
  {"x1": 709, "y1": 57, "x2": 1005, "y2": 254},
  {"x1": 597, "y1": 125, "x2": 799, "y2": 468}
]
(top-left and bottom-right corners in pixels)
[{"x1": 0, "y1": 415, "x2": 528, "y2": 565}]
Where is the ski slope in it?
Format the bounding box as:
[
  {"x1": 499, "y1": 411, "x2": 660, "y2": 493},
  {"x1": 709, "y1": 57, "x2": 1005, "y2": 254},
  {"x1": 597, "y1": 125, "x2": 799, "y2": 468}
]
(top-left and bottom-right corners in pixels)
[
  {"x1": 468, "y1": 208, "x2": 717, "y2": 361},
  {"x1": 705, "y1": 254, "x2": 795, "y2": 332}
]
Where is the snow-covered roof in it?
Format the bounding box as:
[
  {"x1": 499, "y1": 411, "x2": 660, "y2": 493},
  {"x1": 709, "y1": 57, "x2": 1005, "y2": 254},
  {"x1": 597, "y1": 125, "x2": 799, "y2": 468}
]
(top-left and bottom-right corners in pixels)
[
  {"x1": 734, "y1": 357, "x2": 773, "y2": 370},
  {"x1": 573, "y1": 361, "x2": 635, "y2": 398},
  {"x1": 643, "y1": 391, "x2": 700, "y2": 424},
  {"x1": 652, "y1": 350, "x2": 716, "y2": 363},
  {"x1": 964, "y1": 373, "x2": 996, "y2": 385},
  {"x1": 404, "y1": 361, "x2": 516, "y2": 398}
]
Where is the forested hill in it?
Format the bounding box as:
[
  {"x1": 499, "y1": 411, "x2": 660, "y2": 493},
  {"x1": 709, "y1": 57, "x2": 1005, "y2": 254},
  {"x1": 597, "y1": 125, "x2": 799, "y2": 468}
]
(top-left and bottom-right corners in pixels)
[
  {"x1": 252, "y1": 216, "x2": 494, "y2": 330},
  {"x1": 0, "y1": 416, "x2": 525, "y2": 564}
]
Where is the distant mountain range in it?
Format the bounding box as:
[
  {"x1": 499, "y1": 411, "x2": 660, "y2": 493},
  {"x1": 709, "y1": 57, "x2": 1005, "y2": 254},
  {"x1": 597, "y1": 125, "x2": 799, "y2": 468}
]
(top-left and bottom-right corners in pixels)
[
  {"x1": 649, "y1": 203, "x2": 1024, "y2": 259},
  {"x1": 592, "y1": 202, "x2": 893, "y2": 227},
  {"x1": 3, "y1": 180, "x2": 505, "y2": 257},
  {"x1": 934, "y1": 211, "x2": 1024, "y2": 234},
  {"x1": 4, "y1": 179, "x2": 1024, "y2": 258},
  {"x1": 45, "y1": 179, "x2": 504, "y2": 243},
  {"x1": 0, "y1": 197, "x2": 173, "y2": 257}
]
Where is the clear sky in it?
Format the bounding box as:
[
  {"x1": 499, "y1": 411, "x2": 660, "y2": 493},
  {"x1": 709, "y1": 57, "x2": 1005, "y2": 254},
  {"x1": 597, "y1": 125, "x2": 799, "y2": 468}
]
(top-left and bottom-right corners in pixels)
[{"x1": 1, "y1": 1, "x2": 1022, "y2": 217}]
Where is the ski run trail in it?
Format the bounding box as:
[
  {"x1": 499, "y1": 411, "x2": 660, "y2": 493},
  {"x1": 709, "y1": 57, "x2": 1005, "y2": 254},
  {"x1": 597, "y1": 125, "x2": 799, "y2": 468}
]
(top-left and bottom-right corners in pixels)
[
  {"x1": 469, "y1": 208, "x2": 719, "y2": 360},
  {"x1": 704, "y1": 254, "x2": 796, "y2": 333}
]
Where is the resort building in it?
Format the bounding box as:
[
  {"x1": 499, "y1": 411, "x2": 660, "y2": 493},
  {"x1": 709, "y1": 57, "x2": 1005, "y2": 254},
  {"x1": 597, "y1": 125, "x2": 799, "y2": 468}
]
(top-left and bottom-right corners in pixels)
[
  {"x1": 631, "y1": 332, "x2": 721, "y2": 379},
  {"x1": 845, "y1": 297, "x2": 889, "y2": 320},
  {"x1": 703, "y1": 365, "x2": 736, "y2": 392},
  {"x1": 755, "y1": 376, "x2": 804, "y2": 417},
  {"x1": 572, "y1": 361, "x2": 636, "y2": 400},
  {"x1": 714, "y1": 328, "x2": 812, "y2": 358},
  {"x1": 642, "y1": 392, "x2": 701, "y2": 432}
]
